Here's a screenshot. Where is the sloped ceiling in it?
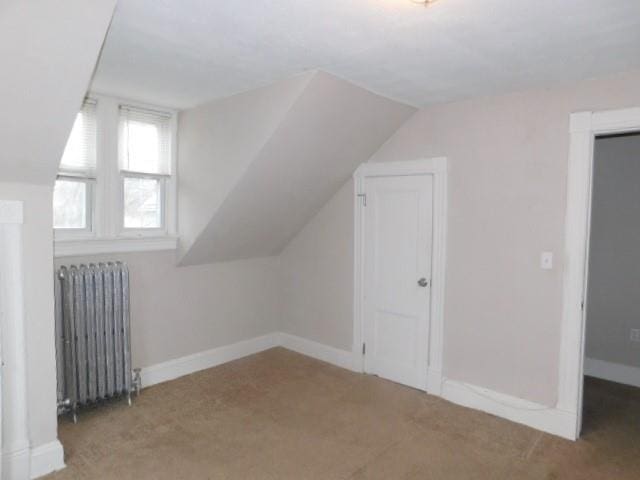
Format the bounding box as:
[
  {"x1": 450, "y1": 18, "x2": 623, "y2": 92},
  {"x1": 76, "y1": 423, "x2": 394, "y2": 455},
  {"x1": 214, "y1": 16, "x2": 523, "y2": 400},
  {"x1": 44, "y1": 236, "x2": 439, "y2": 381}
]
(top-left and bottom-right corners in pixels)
[
  {"x1": 179, "y1": 71, "x2": 416, "y2": 265},
  {"x1": 178, "y1": 72, "x2": 314, "y2": 258},
  {"x1": 0, "y1": 0, "x2": 117, "y2": 185}
]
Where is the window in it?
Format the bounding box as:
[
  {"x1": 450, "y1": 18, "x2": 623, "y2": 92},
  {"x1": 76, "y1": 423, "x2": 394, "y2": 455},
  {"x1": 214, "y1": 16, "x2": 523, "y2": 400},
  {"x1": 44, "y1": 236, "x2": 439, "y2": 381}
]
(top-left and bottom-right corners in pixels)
[
  {"x1": 118, "y1": 106, "x2": 172, "y2": 231},
  {"x1": 53, "y1": 180, "x2": 90, "y2": 229},
  {"x1": 53, "y1": 100, "x2": 97, "y2": 230},
  {"x1": 53, "y1": 95, "x2": 177, "y2": 255},
  {"x1": 123, "y1": 176, "x2": 162, "y2": 229}
]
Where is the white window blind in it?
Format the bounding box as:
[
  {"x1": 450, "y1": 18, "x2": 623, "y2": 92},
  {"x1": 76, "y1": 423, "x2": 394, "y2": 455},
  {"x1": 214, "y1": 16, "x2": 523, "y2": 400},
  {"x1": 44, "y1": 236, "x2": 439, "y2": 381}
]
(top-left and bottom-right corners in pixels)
[
  {"x1": 59, "y1": 99, "x2": 97, "y2": 177},
  {"x1": 118, "y1": 105, "x2": 172, "y2": 175}
]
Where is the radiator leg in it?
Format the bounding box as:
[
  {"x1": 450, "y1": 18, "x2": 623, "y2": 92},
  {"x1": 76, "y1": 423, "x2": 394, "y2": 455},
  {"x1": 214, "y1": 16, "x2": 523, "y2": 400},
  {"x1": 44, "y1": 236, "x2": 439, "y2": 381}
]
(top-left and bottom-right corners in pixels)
[
  {"x1": 71, "y1": 403, "x2": 78, "y2": 424},
  {"x1": 127, "y1": 392, "x2": 132, "y2": 407},
  {"x1": 133, "y1": 368, "x2": 142, "y2": 396}
]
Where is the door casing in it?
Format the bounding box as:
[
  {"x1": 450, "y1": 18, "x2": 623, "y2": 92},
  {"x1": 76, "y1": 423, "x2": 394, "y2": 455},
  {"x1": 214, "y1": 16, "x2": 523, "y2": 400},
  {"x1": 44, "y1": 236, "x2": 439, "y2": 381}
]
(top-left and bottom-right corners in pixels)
[{"x1": 560, "y1": 107, "x2": 640, "y2": 440}]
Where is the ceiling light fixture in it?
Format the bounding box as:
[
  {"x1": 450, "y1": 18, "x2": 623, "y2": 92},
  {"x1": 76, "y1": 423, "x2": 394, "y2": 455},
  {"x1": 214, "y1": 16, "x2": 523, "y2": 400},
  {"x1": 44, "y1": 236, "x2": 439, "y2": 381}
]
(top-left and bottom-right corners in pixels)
[{"x1": 410, "y1": 0, "x2": 438, "y2": 5}]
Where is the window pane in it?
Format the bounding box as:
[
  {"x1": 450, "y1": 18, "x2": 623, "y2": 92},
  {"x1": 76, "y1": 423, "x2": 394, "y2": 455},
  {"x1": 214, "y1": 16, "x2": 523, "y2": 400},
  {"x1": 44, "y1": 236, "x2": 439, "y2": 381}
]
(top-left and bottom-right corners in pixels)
[
  {"x1": 53, "y1": 180, "x2": 87, "y2": 229},
  {"x1": 60, "y1": 101, "x2": 97, "y2": 175},
  {"x1": 119, "y1": 106, "x2": 171, "y2": 175},
  {"x1": 122, "y1": 121, "x2": 160, "y2": 173},
  {"x1": 123, "y1": 177, "x2": 162, "y2": 229}
]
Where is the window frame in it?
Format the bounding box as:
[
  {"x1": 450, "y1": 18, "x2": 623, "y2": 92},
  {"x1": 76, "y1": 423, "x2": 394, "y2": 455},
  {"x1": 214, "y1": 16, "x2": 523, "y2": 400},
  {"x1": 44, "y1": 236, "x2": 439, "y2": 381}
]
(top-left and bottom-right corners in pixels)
[
  {"x1": 54, "y1": 94, "x2": 178, "y2": 256},
  {"x1": 119, "y1": 170, "x2": 169, "y2": 236},
  {"x1": 54, "y1": 98, "x2": 98, "y2": 239},
  {"x1": 53, "y1": 175, "x2": 96, "y2": 238}
]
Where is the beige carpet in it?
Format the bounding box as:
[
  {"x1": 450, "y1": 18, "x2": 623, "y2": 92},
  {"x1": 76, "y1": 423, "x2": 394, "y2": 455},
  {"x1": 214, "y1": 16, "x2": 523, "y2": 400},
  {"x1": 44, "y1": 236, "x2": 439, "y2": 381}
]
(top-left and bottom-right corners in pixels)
[{"x1": 47, "y1": 348, "x2": 640, "y2": 479}]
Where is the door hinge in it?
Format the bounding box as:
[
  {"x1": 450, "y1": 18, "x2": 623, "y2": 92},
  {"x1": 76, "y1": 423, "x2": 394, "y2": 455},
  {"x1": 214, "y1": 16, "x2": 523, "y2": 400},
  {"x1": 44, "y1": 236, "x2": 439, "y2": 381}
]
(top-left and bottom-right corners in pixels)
[
  {"x1": 357, "y1": 193, "x2": 367, "y2": 206},
  {"x1": 581, "y1": 300, "x2": 584, "y2": 311},
  {"x1": 362, "y1": 343, "x2": 366, "y2": 355}
]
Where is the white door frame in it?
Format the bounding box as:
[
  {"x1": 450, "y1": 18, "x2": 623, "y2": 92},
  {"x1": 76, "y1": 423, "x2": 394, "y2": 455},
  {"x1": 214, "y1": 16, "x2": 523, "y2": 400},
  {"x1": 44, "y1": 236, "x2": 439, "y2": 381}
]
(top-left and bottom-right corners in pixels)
[
  {"x1": 559, "y1": 107, "x2": 640, "y2": 439},
  {"x1": 0, "y1": 200, "x2": 31, "y2": 479},
  {"x1": 353, "y1": 158, "x2": 448, "y2": 395}
]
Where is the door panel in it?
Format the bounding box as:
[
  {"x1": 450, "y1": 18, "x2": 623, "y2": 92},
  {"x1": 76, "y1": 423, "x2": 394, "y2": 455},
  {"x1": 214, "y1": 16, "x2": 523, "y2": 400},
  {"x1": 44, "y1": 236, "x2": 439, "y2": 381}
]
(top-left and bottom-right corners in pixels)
[{"x1": 363, "y1": 174, "x2": 433, "y2": 390}]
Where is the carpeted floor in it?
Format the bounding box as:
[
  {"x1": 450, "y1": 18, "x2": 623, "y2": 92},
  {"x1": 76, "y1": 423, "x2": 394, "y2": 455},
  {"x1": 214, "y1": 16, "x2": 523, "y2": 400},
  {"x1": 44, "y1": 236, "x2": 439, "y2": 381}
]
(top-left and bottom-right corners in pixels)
[{"x1": 47, "y1": 348, "x2": 640, "y2": 479}]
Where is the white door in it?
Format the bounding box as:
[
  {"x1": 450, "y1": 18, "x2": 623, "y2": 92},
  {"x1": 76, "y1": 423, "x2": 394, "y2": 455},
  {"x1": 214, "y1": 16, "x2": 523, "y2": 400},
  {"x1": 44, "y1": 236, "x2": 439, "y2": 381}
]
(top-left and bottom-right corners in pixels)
[{"x1": 362, "y1": 174, "x2": 433, "y2": 390}]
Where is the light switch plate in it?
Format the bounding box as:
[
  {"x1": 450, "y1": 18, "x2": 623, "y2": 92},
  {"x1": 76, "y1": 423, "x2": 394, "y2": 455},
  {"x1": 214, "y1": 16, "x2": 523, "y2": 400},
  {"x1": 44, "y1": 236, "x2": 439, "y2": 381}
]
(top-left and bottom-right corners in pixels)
[
  {"x1": 540, "y1": 252, "x2": 553, "y2": 270},
  {"x1": 631, "y1": 329, "x2": 640, "y2": 343}
]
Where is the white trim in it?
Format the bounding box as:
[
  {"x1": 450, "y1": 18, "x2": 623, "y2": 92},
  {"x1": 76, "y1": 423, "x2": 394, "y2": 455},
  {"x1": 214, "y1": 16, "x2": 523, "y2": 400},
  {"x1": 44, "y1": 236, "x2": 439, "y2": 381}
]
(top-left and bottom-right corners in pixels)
[
  {"x1": 427, "y1": 368, "x2": 443, "y2": 396},
  {"x1": 352, "y1": 158, "x2": 448, "y2": 395},
  {"x1": 54, "y1": 236, "x2": 178, "y2": 257},
  {"x1": 139, "y1": 333, "x2": 357, "y2": 389},
  {"x1": 29, "y1": 441, "x2": 65, "y2": 479},
  {"x1": 2, "y1": 448, "x2": 30, "y2": 480},
  {"x1": 441, "y1": 379, "x2": 576, "y2": 440},
  {"x1": 354, "y1": 157, "x2": 447, "y2": 177},
  {"x1": 352, "y1": 172, "x2": 366, "y2": 373},
  {"x1": 279, "y1": 333, "x2": 357, "y2": 371},
  {"x1": 560, "y1": 106, "x2": 640, "y2": 440},
  {"x1": 583, "y1": 358, "x2": 640, "y2": 388},
  {"x1": 139, "y1": 333, "x2": 355, "y2": 390},
  {"x1": 140, "y1": 333, "x2": 280, "y2": 388},
  {"x1": 56, "y1": 93, "x2": 179, "y2": 242},
  {"x1": 0, "y1": 200, "x2": 31, "y2": 480},
  {"x1": 130, "y1": 331, "x2": 577, "y2": 440},
  {"x1": 113, "y1": 95, "x2": 177, "y2": 238}
]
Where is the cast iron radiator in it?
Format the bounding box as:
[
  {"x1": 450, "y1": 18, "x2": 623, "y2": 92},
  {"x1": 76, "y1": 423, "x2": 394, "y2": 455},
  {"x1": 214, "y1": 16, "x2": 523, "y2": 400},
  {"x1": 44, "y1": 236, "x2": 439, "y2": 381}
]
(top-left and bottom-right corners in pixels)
[{"x1": 54, "y1": 262, "x2": 140, "y2": 421}]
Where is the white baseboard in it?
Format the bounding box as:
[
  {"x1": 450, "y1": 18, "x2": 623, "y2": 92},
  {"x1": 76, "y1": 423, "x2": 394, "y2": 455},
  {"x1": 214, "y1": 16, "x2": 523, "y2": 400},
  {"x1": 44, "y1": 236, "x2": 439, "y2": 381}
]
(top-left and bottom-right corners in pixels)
[
  {"x1": 277, "y1": 336, "x2": 574, "y2": 439},
  {"x1": 140, "y1": 333, "x2": 280, "y2": 388},
  {"x1": 584, "y1": 357, "x2": 640, "y2": 388},
  {"x1": 279, "y1": 333, "x2": 357, "y2": 371},
  {"x1": 140, "y1": 332, "x2": 356, "y2": 389},
  {"x1": 3, "y1": 447, "x2": 30, "y2": 480},
  {"x1": 441, "y1": 379, "x2": 577, "y2": 440},
  {"x1": 30, "y1": 334, "x2": 582, "y2": 479},
  {"x1": 426, "y1": 368, "x2": 443, "y2": 396},
  {"x1": 136, "y1": 333, "x2": 576, "y2": 442},
  {"x1": 30, "y1": 440, "x2": 65, "y2": 479}
]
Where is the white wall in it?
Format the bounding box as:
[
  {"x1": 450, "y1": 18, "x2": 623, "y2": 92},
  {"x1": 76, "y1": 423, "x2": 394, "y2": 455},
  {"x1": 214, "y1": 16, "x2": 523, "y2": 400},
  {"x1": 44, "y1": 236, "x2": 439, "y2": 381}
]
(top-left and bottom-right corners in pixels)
[
  {"x1": 0, "y1": 184, "x2": 57, "y2": 449},
  {"x1": 586, "y1": 134, "x2": 640, "y2": 369},
  {"x1": 178, "y1": 73, "x2": 312, "y2": 262},
  {"x1": 54, "y1": 252, "x2": 282, "y2": 370},
  {"x1": 36, "y1": 67, "x2": 640, "y2": 452},
  {"x1": 0, "y1": 1, "x2": 116, "y2": 468},
  {"x1": 179, "y1": 71, "x2": 415, "y2": 265},
  {"x1": 279, "y1": 69, "x2": 640, "y2": 407},
  {"x1": 280, "y1": 180, "x2": 354, "y2": 351}
]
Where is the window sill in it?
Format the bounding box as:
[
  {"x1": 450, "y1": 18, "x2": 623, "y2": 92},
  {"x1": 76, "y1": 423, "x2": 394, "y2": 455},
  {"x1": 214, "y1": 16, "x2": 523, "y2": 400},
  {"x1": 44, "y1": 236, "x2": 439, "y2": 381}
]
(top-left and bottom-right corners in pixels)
[{"x1": 54, "y1": 236, "x2": 178, "y2": 258}]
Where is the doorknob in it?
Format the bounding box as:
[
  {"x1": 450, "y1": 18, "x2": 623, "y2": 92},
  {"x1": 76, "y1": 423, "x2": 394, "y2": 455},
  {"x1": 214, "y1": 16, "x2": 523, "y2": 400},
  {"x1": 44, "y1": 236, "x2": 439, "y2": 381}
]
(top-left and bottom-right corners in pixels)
[{"x1": 417, "y1": 278, "x2": 429, "y2": 287}]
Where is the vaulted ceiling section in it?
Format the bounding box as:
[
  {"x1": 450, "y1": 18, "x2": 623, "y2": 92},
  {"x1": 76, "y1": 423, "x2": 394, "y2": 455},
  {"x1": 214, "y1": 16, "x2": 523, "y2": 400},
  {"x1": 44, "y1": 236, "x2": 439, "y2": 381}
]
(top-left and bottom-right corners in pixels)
[
  {"x1": 0, "y1": 0, "x2": 117, "y2": 185},
  {"x1": 178, "y1": 71, "x2": 416, "y2": 265}
]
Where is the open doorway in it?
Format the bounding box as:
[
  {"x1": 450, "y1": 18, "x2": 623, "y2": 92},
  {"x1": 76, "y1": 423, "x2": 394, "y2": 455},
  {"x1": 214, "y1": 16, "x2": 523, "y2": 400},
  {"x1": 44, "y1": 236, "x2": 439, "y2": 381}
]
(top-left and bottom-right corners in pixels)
[
  {"x1": 560, "y1": 107, "x2": 640, "y2": 441},
  {"x1": 582, "y1": 132, "x2": 640, "y2": 435}
]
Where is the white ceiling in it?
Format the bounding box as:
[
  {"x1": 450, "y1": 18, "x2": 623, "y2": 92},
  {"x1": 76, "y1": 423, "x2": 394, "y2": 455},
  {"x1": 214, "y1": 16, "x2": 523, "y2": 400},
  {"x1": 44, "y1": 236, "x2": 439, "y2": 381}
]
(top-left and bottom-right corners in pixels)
[{"x1": 92, "y1": 0, "x2": 640, "y2": 109}]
